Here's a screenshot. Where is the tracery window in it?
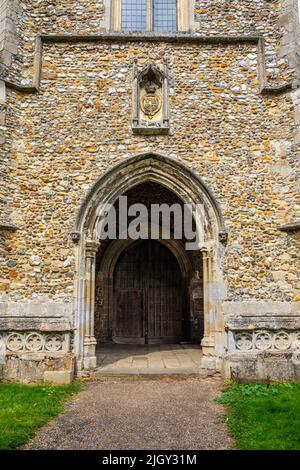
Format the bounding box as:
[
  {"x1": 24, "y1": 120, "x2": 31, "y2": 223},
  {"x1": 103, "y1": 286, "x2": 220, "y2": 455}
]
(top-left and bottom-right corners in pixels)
[{"x1": 111, "y1": 0, "x2": 192, "y2": 33}]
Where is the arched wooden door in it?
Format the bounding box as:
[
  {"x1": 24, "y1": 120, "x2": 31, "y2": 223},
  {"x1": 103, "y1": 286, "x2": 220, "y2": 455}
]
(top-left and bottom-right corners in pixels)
[{"x1": 113, "y1": 240, "x2": 184, "y2": 344}]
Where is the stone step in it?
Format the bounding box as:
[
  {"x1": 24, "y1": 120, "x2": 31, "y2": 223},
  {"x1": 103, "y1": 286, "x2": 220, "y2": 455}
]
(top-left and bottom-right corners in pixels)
[{"x1": 78, "y1": 368, "x2": 220, "y2": 381}]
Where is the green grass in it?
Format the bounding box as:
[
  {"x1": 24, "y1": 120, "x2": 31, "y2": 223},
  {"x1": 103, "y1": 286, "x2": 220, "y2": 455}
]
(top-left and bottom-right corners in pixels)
[
  {"x1": 0, "y1": 381, "x2": 82, "y2": 450},
  {"x1": 216, "y1": 382, "x2": 300, "y2": 450}
]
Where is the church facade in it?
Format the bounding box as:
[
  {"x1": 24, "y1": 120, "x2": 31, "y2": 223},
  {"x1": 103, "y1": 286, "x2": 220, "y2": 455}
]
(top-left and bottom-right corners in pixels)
[{"x1": 0, "y1": 0, "x2": 299, "y2": 383}]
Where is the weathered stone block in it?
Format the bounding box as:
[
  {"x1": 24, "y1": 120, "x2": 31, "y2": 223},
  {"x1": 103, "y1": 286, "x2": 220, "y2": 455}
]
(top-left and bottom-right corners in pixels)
[
  {"x1": 44, "y1": 370, "x2": 73, "y2": 385},
  {"x1": 2, "y1": 353, "x2": 75, "y2": 383},
  {"x1": 224, "y1": 352, "x2": 300, "y2": 383},
  {"x1": 201, "y1": 356, "x2": 216, "y2": 370}
]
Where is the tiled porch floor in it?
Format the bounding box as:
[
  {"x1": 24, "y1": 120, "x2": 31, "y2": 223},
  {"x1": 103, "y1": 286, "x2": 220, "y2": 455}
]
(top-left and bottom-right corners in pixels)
[{"x1": 95, "y1": 344, "x2": 203, "y2": 376}]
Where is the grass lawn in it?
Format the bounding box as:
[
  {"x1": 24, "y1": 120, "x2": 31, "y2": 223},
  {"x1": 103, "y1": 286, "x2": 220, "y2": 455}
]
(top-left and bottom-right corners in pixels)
[
  {"x1": 0, "y1": 381, "x2": 82, "y2": 450},
  {"x1": 216, "y1": 382, "x2": 300, "y2": 450}
]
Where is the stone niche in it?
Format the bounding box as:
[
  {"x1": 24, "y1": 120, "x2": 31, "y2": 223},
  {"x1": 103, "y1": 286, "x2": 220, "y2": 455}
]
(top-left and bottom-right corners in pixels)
[{"x1": 132, "y1": 61, "x2": 170, "y2": 135}]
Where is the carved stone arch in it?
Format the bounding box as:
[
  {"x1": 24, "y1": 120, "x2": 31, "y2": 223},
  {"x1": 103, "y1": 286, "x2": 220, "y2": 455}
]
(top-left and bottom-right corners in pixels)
[
  {"x1": 138, "y1": 63, "x2": 165, "y2": 85},
  {"x1": 73, "y1": 152, "x2": 227, "y2": 371},
  {"x1": 73, "y1": 152, "x2": 226, "y2": 242}
]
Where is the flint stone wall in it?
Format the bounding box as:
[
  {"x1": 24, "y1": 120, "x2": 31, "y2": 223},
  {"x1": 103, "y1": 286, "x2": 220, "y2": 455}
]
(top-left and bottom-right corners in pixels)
[{"x1": 0, "y1": 1, "x2": 299, "y2": 382}]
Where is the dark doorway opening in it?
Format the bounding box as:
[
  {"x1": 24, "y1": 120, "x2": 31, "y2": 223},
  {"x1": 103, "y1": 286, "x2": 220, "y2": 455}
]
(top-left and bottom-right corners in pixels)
[
  {"x1": 113, "y1": 240, "x2": 187, "y2": 345},
  {"x1": 94, "y1": 181, "x2": 204, "y2": 346}
]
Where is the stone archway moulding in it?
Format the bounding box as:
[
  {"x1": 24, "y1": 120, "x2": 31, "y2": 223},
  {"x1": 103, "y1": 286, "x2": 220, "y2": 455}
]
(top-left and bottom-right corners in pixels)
[
  {"x1": 73, "y1": 152, "x2": 226, "y2": 240},
  {"x1": 73, "y1": 153, "x2": 228, "y2": 371}
]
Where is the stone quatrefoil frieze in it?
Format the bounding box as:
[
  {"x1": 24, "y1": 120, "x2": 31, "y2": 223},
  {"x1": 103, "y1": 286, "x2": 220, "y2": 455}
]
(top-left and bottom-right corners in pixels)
[
  {"x1": 234, "y1": 330, "x2": 300, "y2": 352},
  {"x1": 2, "y1": 332, "x2": 65, "y2": 353}
]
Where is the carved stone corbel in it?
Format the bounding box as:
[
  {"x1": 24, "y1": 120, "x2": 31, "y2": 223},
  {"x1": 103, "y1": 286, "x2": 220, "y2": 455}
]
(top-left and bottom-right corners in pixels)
[
  {"x1": 70, "y1": 231, "x2": 81, "y2": 244},
  {"x1": 219, "y1": 231, "x2": 228, "y2": 244}
]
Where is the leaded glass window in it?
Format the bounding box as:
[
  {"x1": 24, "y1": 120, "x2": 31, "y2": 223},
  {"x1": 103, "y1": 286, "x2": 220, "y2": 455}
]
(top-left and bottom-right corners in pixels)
[
  {"x1": 121, "y1": 0, "x2": 147, "y2": 32},
  {"x1": 153, "y1": 0, "x2": 177, "y2": 32},
  {"x1": 120, "y1": 0, "x2": 178, "y2": 33}
]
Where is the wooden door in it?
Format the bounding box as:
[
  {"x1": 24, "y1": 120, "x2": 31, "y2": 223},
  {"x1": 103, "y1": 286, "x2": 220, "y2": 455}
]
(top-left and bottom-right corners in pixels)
[
  {"x1": 113, "y1": 240, "x2": 183, "y2": 344},
  {"x1": 114, "y1": 290, "x2": 143, "y2": 340}
]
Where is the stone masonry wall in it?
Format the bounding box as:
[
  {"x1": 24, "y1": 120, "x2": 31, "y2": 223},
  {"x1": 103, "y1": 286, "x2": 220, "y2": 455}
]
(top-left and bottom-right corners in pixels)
[
  {"x1": 0, "y1": 0, "x2": 6, "y2": 54},
  {"x1": 2, "y1": 37, "x2": 299, "y2": 302},
  {"x1": 0, "y1": 0, "x2": 20, "y2": 75},
  {"x1": 0, "y1": 1, "x2": 21, "y2": 261},
  {"x1": 0, "y1": 0, "x2": 9, "y2": 230},
  {"x1": 2, "y1": 2, "x2": 299, "y2": 83},
  {"x1": 0, "y1": 2, "x2": 299, "y2": 382}
]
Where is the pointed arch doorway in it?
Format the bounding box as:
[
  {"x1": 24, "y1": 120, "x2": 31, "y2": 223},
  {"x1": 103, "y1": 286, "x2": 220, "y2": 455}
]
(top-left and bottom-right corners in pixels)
[
  {"x1": 73, "y1": 153, "x2": 227, "y2": 371},
  {"x1": 93, "y1": 181, "x2": 203, "y2": 349}
]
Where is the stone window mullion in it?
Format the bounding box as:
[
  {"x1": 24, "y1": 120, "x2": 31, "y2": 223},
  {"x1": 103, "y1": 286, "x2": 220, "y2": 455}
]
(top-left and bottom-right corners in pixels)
[
  {"x1": 178, "y1": 0, "x2": 190, "y2": 32},
  {"x1": 111, "y1": 0, "x2": 121, "y2": 31},
  {"x1": 147, "y1": 0, "x2": 153, "y2": 32}
]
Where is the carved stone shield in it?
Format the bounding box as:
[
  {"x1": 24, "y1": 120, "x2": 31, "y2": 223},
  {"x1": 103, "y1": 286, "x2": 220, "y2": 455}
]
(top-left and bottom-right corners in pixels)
[{"x1": 141, "y1": 93, "x2": 162, "y2": 119}]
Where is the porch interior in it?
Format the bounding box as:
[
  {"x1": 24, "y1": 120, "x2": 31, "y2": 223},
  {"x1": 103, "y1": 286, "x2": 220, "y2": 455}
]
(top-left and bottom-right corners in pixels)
[{"x1": 95, "y1": 344, "x2": 203, "y2": 376}]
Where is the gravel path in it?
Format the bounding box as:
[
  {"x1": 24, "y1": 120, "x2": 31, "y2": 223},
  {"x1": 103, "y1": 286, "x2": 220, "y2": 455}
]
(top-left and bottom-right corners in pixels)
[{"x1": 24, "y1": 377, "x2": 231, "y2": 450}]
